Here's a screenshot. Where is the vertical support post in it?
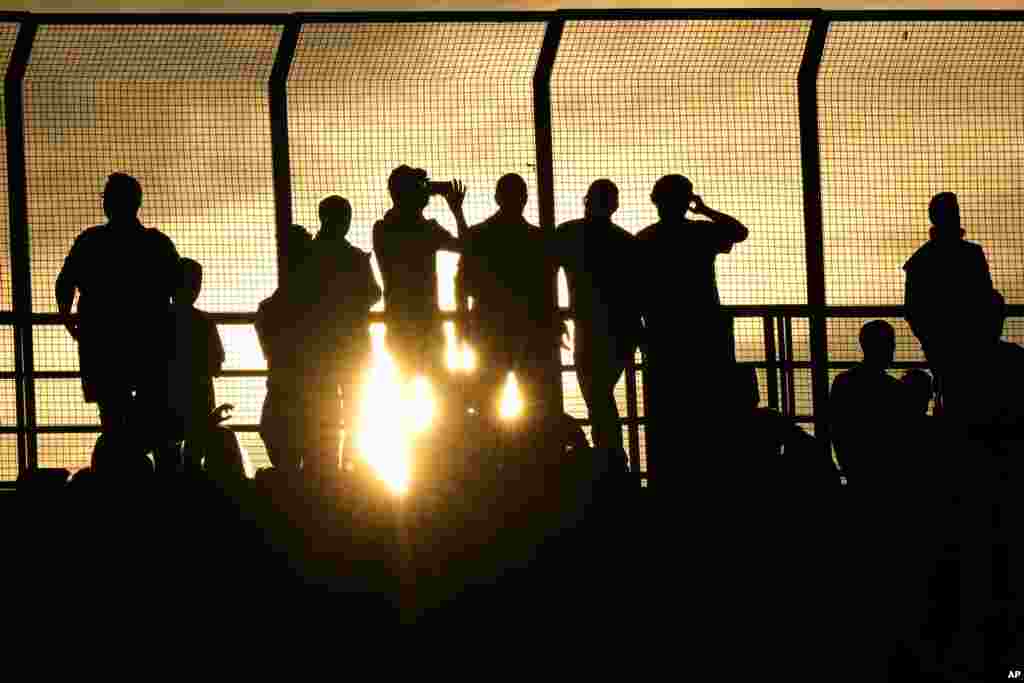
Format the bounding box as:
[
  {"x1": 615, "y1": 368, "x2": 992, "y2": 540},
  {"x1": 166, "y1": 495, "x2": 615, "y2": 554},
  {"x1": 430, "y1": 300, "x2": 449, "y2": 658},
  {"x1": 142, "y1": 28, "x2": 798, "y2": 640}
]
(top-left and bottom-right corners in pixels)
[
  {"x1": 534, "y1": 17, "x2": 564, "y2": 418},
  {"x1": 798, "y1": 14, "x2": 831, "y2": 443},
  {"x1": 763, "y1": 315, "x2": 779, "y2": 411},
  {"x1": 269, "y1": 18, "x2": 300, "y2": 289},
  {"x1": 624, "y1": 350, "x2": 640, "y2": 474},
  {"x1": 6, "y1": 18, "x2": 38, "y2": 474},
  {"x1": 783, "y1": 315, "x2": 797, "y2": 416}
]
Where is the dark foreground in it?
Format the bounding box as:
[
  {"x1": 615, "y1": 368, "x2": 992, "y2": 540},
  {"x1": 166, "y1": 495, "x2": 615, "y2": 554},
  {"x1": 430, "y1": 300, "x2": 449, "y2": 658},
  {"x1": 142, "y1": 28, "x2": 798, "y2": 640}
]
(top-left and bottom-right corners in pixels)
[{"x1": 5, "y1": 443, "x2": 1019, "y2": 681}]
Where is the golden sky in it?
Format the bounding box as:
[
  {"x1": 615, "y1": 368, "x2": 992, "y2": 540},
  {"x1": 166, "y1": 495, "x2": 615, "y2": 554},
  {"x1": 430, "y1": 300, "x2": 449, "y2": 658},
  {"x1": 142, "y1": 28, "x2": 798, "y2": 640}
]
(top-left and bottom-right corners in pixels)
[{"x1": 3, "y1": 0, "x2": 1024, "y2": 12}]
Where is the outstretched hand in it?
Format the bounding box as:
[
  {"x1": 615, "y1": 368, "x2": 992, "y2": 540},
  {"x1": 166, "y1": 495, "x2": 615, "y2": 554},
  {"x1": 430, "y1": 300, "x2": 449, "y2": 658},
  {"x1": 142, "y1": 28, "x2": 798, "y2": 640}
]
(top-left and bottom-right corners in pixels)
[{"x1": 445, "y1": 179, "x2": 466, "y2": 213}]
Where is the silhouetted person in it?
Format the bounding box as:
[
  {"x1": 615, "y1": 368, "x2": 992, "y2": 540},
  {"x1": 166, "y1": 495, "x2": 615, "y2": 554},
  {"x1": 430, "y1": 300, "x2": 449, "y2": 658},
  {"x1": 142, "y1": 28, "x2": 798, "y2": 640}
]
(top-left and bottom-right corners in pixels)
[
  {"x1": 156, "y1": 257, "x2": 224, "y2": 475},
  {"x1": 904, "y1": 192, "x2": 993, "y2": 421},
  {"x1": 555, "y1": 180, "x2": 642, "y2": 469},
  {"x1": 727, "y1": 365, "x2": 836, "y2": 491},
  {"x1": 457, "y1": 173, "x2": 562, "y2": 421},
  {"x1": 829, "y1": 320, "x2": 911, "y2": 484},
  {"x1": 304, "y1": 195, "x2": 382, "y2": 480},
  {"x1": 373, "y1": 166, "x2": 465, "y2": 378},
  {"x1": 56, "y1": 172, "x2": 180, "y2": 446},
  {"x1": 637, "y1": 174, "x2": 749, "y2": 487},
  {"x1": 256, "y1": 225, "x2": 315, "y2": 473}
]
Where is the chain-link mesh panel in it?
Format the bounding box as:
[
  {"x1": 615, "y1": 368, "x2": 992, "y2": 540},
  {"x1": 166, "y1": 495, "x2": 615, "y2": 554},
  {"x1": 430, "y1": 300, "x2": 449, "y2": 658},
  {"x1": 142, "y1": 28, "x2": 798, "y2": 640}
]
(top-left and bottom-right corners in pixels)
[
  {"x1": 288, "y1": 21, "x2": 546, "y2": 315},
  {"x1": 37, "y1": 432, "x2": 97, "y2": 471},
  {"x1": 820, "y1": 22, "x2": 1024, "y2": 305},
  {"x1": 218, "y1": 323, "x2": 265, "y2": 372},
  {"x1": 551, "y1": 19, "x2": 810, "y2": 306},
  {"x1": 0, "y1": 23, "x2": 19, "y2": 312},
  {"x1": 825, "y1": 316, "x2": 926, "y2": 365},
  {"x1": 0, "y1": 434, "x2": 17, "y2": 481},
  {"x1": 24, "y1": 24, "x2": 281, "y2": 317}
]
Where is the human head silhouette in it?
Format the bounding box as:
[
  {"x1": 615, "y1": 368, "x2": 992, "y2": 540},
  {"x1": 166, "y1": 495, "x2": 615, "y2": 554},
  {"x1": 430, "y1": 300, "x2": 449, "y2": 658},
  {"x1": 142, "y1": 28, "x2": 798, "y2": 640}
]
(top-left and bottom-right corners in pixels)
[
  {"x1": 495, "y1": 173, "x2": 528, "y2": 217},
  {"x1": 651, "y1": 174, "x2": 694, "y2": 221},
  {"x1": 103, "y1": 172, "x2": 142, "y2": 222},
  {"x1": 388, "y1": 165, "x2": 430, "y2": 213},
  {"x1": 584, "y1": 179, "x2": 618, "y2": 220},
  {"x1": 175, "y1": 258, "x2": 202, "y2": 307},
  {"x1": 900, "y1": 369, "x2": 933, "y2": 417},
  {"x1": 929, "y1": 192, "x2": 962, "y2": 239},
  {"x1": 319, "y1": 195, "x2": 352, "y2": 238},
  {"x1": 859, "y1": 320, "x2": 896, "y2": 369}
]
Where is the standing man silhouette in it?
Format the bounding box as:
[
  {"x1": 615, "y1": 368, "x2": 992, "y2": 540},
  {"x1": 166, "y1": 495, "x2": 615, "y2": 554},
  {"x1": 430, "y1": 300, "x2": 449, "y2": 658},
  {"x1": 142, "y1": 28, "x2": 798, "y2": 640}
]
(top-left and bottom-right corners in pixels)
[
  {"x1": 372, "y1": 166, "x2": 465, "y2": 380},
  {"x1": 637, "y1": 174, "x2": 749, "y2": 488},
  {"x1": 56, "y1": 172, "x2": 179, "y2": 448},
  {"x1": 308, "y1": 195, "x2": 381, "y2": 478},
  {"x1": 555, "y1": 179, "x2": 642, "y2": 470},
  {"x1": 904, "y1": 192, "x2": 992, "y2": 421},
  {"x1": 457, "y1": 173, "x2": 562, "y2": 422}
]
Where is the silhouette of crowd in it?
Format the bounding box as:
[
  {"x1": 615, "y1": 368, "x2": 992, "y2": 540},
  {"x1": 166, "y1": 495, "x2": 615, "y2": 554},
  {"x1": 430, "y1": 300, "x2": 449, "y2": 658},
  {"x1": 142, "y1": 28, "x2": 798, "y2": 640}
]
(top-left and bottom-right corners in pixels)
[{"x1": 28, "y1": 168, "x2": 1023, "y2": 672}]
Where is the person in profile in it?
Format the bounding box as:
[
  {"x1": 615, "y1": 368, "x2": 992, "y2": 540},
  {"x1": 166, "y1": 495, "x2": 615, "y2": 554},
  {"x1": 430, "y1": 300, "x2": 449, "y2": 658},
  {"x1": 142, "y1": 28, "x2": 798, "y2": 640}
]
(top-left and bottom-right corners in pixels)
[
  {"x1": 554, "y1": 179, "x2": 643, "y2": 470},
  {"x1": 636, "y1": 174, "x2": 749, "y2": 487},
  {"x1": 829, "y1": 320, "x2": 910, "y2": 485},
  {"x1": 256, "y1": 224, "x2": 315, "y2": 474},
  {"x1": 304, "y1": 195, "x2": 382, "y2": 481},
  {"x1": 156, "y1": 257, "x2": 225, "y2": 475},
  {"x1": 373, "y1": 166, "x2": 465, "y2": 379},
  {"x1": 55, "y1": 172, "x2": 180, "y2": 447},
  {"x1": 904, "y1": 192, "x2": 993, "y2": 421},
  {"x1": 457, "y1": 173, "x2": 562, "y2": 423}
]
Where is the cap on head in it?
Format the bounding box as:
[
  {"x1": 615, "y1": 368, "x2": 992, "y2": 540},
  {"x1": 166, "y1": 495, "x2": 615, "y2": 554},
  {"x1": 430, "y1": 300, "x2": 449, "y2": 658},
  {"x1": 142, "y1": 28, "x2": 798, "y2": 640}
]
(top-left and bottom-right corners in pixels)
[
  {"x1": 929, "y1": 192, "x2": 960, "y2": 231},
  {"x1": 651, "y1": 174, "x2": 693, "y2": 208},
  {"x1": 319, "y1": 195, "x2": 352, "y2": 228},
  {"x1": 584, "y1": 179, "x2": 619, "y2": 218},
  {"x1": 495, "y1": 173, "x2": 528, "y2": 213},
  {"x1": 103, "y1": 172, "x2": 143, "y2": 219}
]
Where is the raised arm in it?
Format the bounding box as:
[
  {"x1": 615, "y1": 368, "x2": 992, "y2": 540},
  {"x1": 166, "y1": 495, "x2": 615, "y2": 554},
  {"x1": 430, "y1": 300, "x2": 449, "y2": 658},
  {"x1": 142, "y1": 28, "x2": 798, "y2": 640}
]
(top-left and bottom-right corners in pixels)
[
  {"x1": 691, "y1": 195, "x2": 749, "y2": 253},
  {"x1": 440, "y1": 180, "x2": 468, "y2": 252}
]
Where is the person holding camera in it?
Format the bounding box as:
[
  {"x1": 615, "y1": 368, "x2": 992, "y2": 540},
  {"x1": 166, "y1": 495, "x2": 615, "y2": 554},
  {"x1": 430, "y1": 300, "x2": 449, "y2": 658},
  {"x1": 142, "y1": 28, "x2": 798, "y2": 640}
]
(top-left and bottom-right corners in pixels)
[
  {"x1": 636, "y1": 174, "x2": 749, "y2": 490},
  {"x1": 373, "y1": 165, "x2": 466, "y2": 379}
]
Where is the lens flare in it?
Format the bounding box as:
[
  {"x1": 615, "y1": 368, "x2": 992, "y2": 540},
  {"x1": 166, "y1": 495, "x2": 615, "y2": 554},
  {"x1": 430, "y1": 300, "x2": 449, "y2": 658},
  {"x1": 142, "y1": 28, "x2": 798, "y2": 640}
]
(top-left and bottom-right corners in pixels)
[
  {"x1": 499, "y1": 371, "x2": 524, "y2": 421},
  {"x1": 356, "y1": 346, "x2": 411, "y2": 496},
  {"x1": 354, "y1": 326, "x2": 443, "y2": 496}
]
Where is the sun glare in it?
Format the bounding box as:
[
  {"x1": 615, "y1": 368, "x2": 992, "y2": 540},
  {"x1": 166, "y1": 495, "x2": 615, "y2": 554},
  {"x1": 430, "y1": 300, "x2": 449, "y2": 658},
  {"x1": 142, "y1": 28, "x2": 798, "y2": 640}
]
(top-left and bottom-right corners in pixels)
[
  {"x1": 499, "y1": 372, "x2": 524, "y2": 421},
  {"x1": 354, "y1": 325, "x2": 442, "y2": 497}
]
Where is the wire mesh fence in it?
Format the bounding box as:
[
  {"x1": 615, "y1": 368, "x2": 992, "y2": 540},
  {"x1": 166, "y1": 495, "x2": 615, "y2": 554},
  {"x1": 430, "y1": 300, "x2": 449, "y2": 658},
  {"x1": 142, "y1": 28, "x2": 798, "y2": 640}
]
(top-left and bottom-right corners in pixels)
[{"x1": 0, "y1": 13, "x2": 1019, "y2": 481}]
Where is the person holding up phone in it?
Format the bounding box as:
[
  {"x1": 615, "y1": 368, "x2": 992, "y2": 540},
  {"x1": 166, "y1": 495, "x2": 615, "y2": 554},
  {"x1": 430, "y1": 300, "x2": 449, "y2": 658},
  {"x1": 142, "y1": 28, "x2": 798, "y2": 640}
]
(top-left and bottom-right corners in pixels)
[
  {"x1": 636, "y1": 174, "x2": 749, "y2": 491},
  {"x1": 372, "y1": 165, "x2": 466, "y2": 379}
]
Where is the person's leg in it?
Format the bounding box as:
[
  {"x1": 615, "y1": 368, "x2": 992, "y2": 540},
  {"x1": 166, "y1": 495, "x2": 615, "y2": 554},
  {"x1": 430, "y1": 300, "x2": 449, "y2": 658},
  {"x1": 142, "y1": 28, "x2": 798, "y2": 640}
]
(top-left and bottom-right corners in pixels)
[
  {"x1": 576, "y1": 353, "x2": 626, "y2": 468},
  {"x1": 314, "y1": 381, "x2": 342, "y2": 486}
]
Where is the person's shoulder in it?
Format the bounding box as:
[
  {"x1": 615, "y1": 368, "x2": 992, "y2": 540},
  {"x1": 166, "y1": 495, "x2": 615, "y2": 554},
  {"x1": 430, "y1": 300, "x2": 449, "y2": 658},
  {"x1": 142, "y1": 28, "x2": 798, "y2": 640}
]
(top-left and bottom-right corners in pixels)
[
  {"x1": 903, "y1": 240, "x2": 933, "y2": 271},
  {"x1": 556, "y1": 218, "x2": 584, "y2": 234},
  {"x1": 73, "y1": 224, "x2": 107, "y2": 247},
  {"x1": 636, "y1": 221, "x2": 660, "y2": 241},
  {"x1": 145, "y1": 227, "x2": 178, "y2": 251},
  {"x1": 611, "y1": 221, "x2": 636, "y2": 240},
  {"x1": 831, "y1": 369, "x2": 854, "y2": 390}
]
